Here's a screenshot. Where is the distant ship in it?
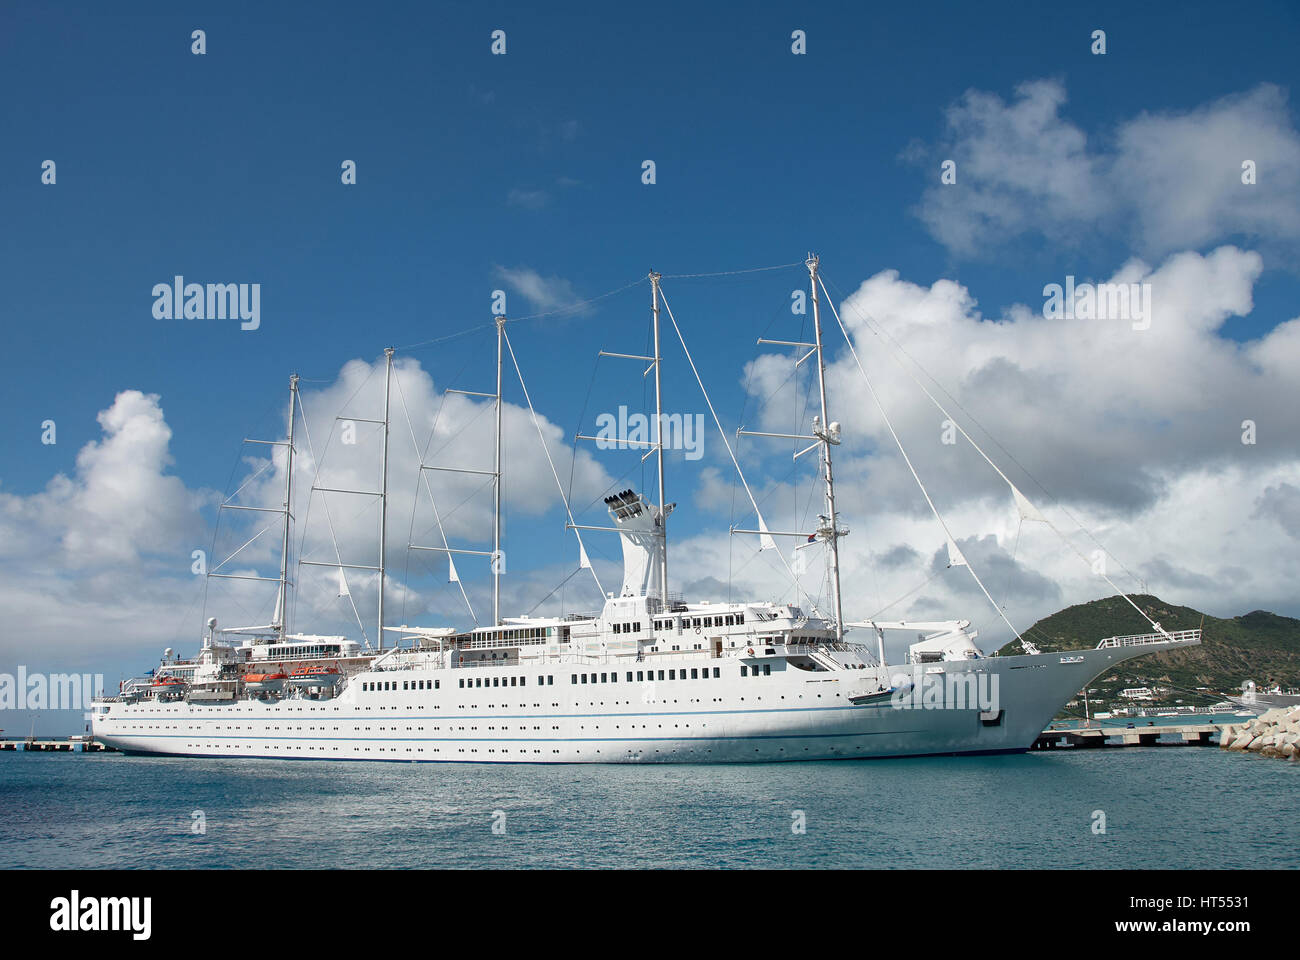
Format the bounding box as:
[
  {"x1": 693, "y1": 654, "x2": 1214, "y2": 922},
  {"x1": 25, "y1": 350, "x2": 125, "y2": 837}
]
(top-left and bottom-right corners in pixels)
[
  {"x1": 91, "y1": 256, "x2": 1200, "y2": 762},
  {"x1": 1229, "y1": 680, "x2": 1300, "y2": 715}
]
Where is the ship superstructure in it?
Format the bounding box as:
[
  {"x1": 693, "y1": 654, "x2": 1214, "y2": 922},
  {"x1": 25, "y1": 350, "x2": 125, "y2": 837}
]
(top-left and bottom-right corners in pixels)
[{"x1": 91, "y1": 256, "x2": 1201, "y2": 761}]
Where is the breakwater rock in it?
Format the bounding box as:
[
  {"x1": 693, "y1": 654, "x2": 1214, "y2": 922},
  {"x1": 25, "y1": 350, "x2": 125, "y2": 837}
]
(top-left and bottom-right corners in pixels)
[{"x1": 1219, "y1": 706, "x2": 1300, "y2": 759}]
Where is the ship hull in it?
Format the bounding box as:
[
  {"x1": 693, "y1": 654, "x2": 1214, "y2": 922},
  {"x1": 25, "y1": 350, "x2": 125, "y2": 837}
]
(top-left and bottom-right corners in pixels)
[{"x1": 92, "y1": 642, "x2": 1177, "y2": 763}]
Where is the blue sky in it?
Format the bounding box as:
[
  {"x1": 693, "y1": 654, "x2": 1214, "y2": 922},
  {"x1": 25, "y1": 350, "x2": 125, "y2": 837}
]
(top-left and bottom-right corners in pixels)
[
  {"x1": 4, "y1": 0, "x2": 1298, "y2": 490},
  {"x1": 3, "y1": 1, "x2": 1300, "y2": 731}
]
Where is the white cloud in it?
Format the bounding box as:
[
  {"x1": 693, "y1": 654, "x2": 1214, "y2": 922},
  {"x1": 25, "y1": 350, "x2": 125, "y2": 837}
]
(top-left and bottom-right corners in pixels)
[
  {"x1": 492, "y1": 265, "x2": 590, "y2": 316},
  {"x1": 913, "y1": 81, "x2": 1300, "y2": 260},
  {"x1": 0, "y1": 362, "x2": 614, "y2": 674},
  {"x1": 3, "y1": 249, "x2": 1296, "y2": 680},
  {"x1": 0, "y1": 391, "x2": 207, "y2": 570},
  {"x1": 664, "y1": 245, "x2": 1300, "y2": 651}
]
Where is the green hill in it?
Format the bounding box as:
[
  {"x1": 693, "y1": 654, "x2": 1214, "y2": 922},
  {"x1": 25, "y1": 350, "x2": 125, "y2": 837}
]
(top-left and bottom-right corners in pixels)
[{"x1": 994, "y1": 594, "x2": 1300, "y2": 706}]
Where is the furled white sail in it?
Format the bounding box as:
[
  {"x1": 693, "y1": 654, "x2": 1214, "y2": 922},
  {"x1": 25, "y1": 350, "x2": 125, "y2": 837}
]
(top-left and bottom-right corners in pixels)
[{"x1": 1011, "y1": 483, "x2": 1047, "y2": 523}]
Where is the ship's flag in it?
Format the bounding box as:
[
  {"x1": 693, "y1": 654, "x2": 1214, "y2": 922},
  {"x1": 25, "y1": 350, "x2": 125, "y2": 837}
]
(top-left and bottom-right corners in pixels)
[
  {"x1": 448, "y1": 556, "x2": 460, "y2": 583},
  {"x1": 337, "y1": 568, "x2": 350, "y2": 598},
  {"x1": 946, "y1": 538, "x2": 968, "y2": 568},
  {"x1": 1010, "y1": 483, "x2": 1048, "y2": 523},
  {"x1": 579, "y1": 542, "x2": 591, "y2": 569}
]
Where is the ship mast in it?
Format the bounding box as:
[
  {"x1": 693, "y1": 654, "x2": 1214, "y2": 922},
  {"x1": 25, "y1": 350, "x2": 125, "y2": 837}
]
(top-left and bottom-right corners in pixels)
[
  {"x1": 807, "y1": 255, "x2": 846, "y2": 642},
  {"x1": 493, "y1": 315, "x2": 504, "y2": 625},
  {"x1": 572, "y1": 272, "x2": 672, "y2": 606},
  {"x1": 274, "y1": 374, "x2": 299, "y2": 639},
  {"x1": 208, "y1": 374, "x2": 301, "y2": 640},
  {"x1": 377, "y1": 346, "x2": 394, "y2": 649},
  {"x1": 650, "y1": 272, "x2": 669, "y2": 605},
  {"x1": 735, "y1": 254, "x2": 847, "y2": 638}
]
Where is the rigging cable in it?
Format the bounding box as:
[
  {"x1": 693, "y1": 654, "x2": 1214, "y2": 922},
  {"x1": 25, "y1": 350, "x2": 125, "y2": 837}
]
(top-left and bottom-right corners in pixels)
[
  {"x1": 815, "y1": 280, "x2": 1030, "y2": 649},
  {"x1": 294, "y1": 388, "x2": 373, "y2": 647},
  {"x1": 820, "y1": 273, "x2": 1150, "y2": 594},
  {"x1": 502, "y1": 326, "x2": 605, "y2": 599},
  {"x1": 392, "y1": 362, "x2": 479, "y2": 625},
  {"x1": 656, "y1": 283, "x2": 796, "y2": 585},
  {"x1": 818, "y1": 272, "x2": 1165, "y2": 638}
]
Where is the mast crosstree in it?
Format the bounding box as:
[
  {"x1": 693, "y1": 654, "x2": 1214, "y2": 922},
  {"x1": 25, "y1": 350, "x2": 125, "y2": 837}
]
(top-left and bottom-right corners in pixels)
[
  {"x1": 736, "y1": 253, "x2": 848, "y2": 641},
  {"x1": 572, "y1": 271, "x2": 674, "y2": 607}
]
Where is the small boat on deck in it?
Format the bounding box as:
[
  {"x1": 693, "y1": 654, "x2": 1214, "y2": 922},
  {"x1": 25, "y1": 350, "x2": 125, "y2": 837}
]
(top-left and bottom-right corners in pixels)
[
  {"x1": 286, "y1": 665, "x2": 341, "y2": 689},
  {"x1": 243, "y1": 672, "x2": 287, "y2": 693},
  {"x1": 149, "y1": 675, "x2": 187, "y2": 699}
]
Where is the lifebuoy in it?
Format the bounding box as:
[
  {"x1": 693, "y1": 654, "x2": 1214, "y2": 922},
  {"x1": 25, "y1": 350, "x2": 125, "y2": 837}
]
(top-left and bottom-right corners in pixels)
[
  {"x1": 747, "y1": 647, "x2": 755, "y2": 655},
  {"x1": 694, "y1": 626, "x2": 701, "y2": 634}
]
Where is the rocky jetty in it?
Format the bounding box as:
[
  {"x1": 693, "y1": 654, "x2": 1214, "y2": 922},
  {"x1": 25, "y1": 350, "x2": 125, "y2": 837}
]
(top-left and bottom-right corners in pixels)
[{"x1": 1219, "y1": 706, "x2": 1300, "y2": 759}]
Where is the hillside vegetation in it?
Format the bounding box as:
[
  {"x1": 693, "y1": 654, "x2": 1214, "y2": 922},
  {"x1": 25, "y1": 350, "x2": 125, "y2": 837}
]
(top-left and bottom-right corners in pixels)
[{"x1": 994, "y1": 594, "x2": 1300, "y2": 699}]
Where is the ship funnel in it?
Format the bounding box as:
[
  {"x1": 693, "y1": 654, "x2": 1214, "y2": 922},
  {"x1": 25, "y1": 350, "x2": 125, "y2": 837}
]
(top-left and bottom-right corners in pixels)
[{"x1": 604, "y1": 489, "x2": 674, "y2": 599}]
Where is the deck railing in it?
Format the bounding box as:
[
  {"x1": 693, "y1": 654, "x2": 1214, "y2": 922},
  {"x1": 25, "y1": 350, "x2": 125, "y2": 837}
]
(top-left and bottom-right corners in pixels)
[{"x1": 1096, "y1": 628, "x2": 1201, "y2": 649}]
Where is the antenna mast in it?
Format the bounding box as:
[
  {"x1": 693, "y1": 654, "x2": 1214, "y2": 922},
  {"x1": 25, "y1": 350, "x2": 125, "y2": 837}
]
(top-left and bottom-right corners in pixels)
[{"x1": 807, "y1": 254, "x2": 845, "y2": 642}]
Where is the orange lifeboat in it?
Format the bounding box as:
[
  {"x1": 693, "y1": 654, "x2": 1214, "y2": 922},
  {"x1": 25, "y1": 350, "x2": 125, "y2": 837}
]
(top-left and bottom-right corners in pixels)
[
  {"x1": 149, "y1": 675, "x2": 186, "y2": 698},
  {"x1": 244, "y1": 671, "x2": 287, "y2": 692}
]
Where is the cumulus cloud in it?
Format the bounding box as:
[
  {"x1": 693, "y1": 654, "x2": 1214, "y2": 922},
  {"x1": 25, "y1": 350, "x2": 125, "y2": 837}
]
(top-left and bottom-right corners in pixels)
[
  {"x1": 1254, "y1": 482, "x2": 1300, "y2": 539},
  {"x1": 680, "y1": 245, "x2": 1300, "y2": 649},
  {"x1": 4, "y1": 260, "x2": 1297, "y2": 683},
  {"x1": 215, "y1": 354, "x2": 614, "y2": 637},
  {"x1": 0, "y1": 362, "x2": 614, "y2": 673},
  {"x1": 0, "y1": 391, "x2": 207, "y2": 570},
  {"x1": 912, "y1": 80, "x2": 1300, "y2": 261}
]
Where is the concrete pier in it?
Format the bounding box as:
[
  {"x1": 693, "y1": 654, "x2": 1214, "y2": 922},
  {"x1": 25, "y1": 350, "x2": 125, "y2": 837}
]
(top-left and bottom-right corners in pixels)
[{"x1": 1033, "y1": 722, "x2": 1221, "y2": 750}]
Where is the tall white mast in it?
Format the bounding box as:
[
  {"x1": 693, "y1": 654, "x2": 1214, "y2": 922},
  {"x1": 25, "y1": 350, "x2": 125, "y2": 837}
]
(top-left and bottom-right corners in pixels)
[
  {"x1": 493, "y1": 315, "x2": 504, "y2": 625},
  {"x1": 274, "y1": 374, "x2": 298, "y2": 638},
  {"x1": 378, "y1": 346, "x2": 394, "y2": 650},
  {"x1": 650, "y1": 272, "x2": 668, "y2": 606},
  {"x1": 807, "y1": 255, "x2": 845, "y2": 642},
  {"x1": 570, "y1": 272, "x2": 674, "y2": 605},
  {"x1": 209, "y1": 375, "x2": 301, "y2": 637}
]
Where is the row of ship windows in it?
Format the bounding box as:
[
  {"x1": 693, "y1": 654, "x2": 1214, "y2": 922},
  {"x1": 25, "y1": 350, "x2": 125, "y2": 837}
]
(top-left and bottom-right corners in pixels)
[
  {"x1": 572, "y1": 666, "x2": 770, "y2": 683},
  {"x1": 363, "y1": 680, "x2": 441, "y2": 692},
  {"x1": 364, "y1": 665, "x2": 777, "y2": 693},
  {"x1": 656, "y1": 614, "x2": 745, "y2": 631},
  {"x1": 458, "y1": 675, "x2": 555, "y2": 688},
  {"x1": 177, "y1": 744, "x2": 769, "y2": 756},
  {"x1": 611, "y1": 614, "x2": 747, "y2": 634}
]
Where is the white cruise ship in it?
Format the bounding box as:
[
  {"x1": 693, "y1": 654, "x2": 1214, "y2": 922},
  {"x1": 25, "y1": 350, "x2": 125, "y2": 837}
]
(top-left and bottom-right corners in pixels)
[{"x1": 91, "y1": 257, "x2": 1201, "y2": 762}]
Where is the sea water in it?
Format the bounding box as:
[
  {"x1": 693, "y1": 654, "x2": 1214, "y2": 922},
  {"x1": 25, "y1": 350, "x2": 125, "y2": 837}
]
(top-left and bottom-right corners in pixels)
[{"x1": 1, "y1": 748, "x2": 1295, "y2": 869}]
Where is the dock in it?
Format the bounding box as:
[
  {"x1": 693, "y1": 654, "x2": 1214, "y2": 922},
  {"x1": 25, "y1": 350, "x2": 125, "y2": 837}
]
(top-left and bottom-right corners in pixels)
[
  {"x1": 0, "y1": 737, "x2": 118, "y2": 753},
  {"x1": 1033, "y1": 721, "x2": 1223, "y2": 750}
]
